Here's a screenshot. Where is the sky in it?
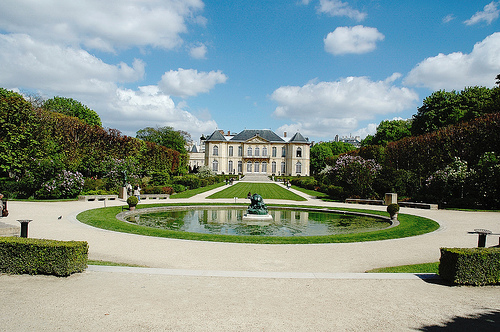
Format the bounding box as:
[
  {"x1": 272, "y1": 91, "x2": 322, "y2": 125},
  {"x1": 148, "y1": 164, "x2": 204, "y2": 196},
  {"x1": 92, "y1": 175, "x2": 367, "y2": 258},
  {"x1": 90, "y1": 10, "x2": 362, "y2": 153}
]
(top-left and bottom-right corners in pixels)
[{"x1": 0, "y1": 0, "x2": 499, "y2": 143}]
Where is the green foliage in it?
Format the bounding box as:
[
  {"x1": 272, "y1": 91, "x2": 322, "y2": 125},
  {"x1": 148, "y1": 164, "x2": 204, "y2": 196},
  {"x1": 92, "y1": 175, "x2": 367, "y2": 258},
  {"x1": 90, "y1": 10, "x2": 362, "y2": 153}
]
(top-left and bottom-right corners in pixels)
[
  {"x1": 43, "y1": 96, "x2": 101, "y2": 126},
  {"x1": 127, "y1": 195, "x2": 138, "y2": 207},
  {"x1": 174, "y1": 174, "x2": 201, "y2": 189},
  {"x1": 473, "y1": 152, "x2": 500, "y2": 209},
  {"x1": 149, "y1": 171, "x2": 170, "y2": 186},
  {"x1": 367, "y1": 262, "x2": 439, "y2": 273},
  {"x1": 171, "y1": 184, "x2": 186, "y2": 193},
  {"x1": 310, "y1": 142, "x2": 356, "y2": 174},
  {"x1": 0, "y1": 237, "x2": 88, "y2": 276},
  {"x1": 439, "y1": 247, "x2": 500, "y2": 285},
  {"x1": 386, "y1": 203, "x2": 399, "y2": 216},
  {"x1": 136, "y1": 126, "x2": 190, "y2": 154},
  {"x1": 36, "y1": 170, "x2": 85, "y2": 199},
  {"x1": 364, "y1": 119, "x2": 412, "y2": 146}
]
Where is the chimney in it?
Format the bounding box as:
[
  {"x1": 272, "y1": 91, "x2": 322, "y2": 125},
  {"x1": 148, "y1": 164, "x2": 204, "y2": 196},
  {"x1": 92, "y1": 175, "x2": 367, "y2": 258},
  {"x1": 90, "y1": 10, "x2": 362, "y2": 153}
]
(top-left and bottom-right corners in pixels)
[
  {"x1": 227, "y1": 130, "x2": 230, "y2": 136},
  {"x1": 284, "y1": 132, "x2": 287, "y2": 138}
]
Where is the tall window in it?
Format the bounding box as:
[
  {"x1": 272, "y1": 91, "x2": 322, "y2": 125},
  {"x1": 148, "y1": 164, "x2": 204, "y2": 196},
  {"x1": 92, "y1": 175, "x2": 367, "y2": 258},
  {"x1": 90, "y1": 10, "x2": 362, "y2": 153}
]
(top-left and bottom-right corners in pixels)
[
  {"x1": 255, "y1": 147, "x2": 260, "y2": 156},
  {"x1": 262, "y1": 162, "x2": 267, "y2": 173},
  {"x1": 254, "y1": 162, "x2": 259, "y2": 172},
  {"x1": 247, "y1": 162, "x2": 252, "y2": 172},
  {"x1": 281, "y1": 147, "x2": 286, "y2": 157},
  {"x1": 272, "y1": 147, "x2": 277, "y2": 157},
  {"x1": 238, "y1": 161, "x2": 242, "y2": 173},
  {"x1": 247, "y1": 147, "x2": 252, "y2": 156},
  {"x1": 296, "y1": 161, "x2": 302, "y2": 174},
  {"x1": 262, "y1": 147, "x2": 267, "y2": 156},
  {"x1": 272, "y1": 162, "x2": 276, "y2": 174},
  {"x1": 213, "y1": 146, "x2": 218, "y2": 156},
  {"x1": 212, "y1": 160, "x2": 218, "y2": 172},
  {"x1": 238, "y1": 146, "x2": 242, "y2": 156},
  {"x1": 281, "y1": 162, "x2": 286, "y2": 174},
  {"x1": 229, "y1": 146, "x2": 233, "y2": 156},
  {"x1": 228, "y1": 160, "x2": 233, "y2": 173},
  {"x1": 296, "y1": 147, "x2": 302, "y2": 157}
]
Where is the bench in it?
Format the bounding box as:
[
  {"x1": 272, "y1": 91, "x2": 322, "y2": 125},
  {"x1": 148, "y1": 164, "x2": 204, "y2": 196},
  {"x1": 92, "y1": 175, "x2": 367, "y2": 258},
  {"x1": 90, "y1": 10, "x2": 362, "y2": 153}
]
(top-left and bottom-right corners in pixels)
[
  {"x1": 345, "y1": 198, "x2": 384, "y2": 205},
  {"x1": 468, "y1": 229, "x2": 500, "y2": 247},
  {"x1": 398, "y1": 202, "x2": 438, "y2": 210},
  {"x1": 139, "y1": 194, "x2": 170, "y2": 200},
  {"x1": 78, "y1": 195, "x2": 118, "y2": 202}
]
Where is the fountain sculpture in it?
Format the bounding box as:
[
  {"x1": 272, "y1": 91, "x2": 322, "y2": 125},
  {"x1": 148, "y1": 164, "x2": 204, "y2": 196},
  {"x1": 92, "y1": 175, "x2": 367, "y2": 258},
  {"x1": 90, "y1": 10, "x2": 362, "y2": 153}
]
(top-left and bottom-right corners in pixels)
[{"x1": 242, "y1": 193, "x2": 273, "y2": 221}]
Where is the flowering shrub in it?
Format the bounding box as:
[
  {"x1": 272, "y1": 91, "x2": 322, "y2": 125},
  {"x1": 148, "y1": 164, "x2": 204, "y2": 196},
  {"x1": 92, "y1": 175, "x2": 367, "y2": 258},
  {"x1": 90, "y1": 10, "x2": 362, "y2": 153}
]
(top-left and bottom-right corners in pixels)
[
  {"x1": 100, "y1": 157, "x2": 142, "y2": 189},
  {"x1": 36, "y1": 170, "x2": 84, "y2": 199}
]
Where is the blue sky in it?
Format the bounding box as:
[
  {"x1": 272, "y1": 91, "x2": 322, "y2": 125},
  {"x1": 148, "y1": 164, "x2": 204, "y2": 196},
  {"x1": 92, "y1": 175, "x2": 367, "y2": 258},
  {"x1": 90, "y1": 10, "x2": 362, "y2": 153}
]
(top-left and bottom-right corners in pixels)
[{"x1": 0, "y1": 1, "x2": 499, "y2": 143}]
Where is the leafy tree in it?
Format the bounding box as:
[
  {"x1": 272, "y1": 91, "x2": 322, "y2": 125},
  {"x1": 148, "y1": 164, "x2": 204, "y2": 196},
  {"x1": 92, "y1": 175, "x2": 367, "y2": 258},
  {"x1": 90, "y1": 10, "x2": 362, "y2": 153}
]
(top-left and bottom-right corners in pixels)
[
  {"x1": 136, "y1": 126, "x2": 190, "y2": 154},
  {"x1": 364, "y1": 119, "x2": 412, "y2": 146},
  {"x1": 43, "y1": 96, "x2": 101, "y2": 126},
  {"x1": 310, "y1": 143, "x2": 334, "y2": 174}
]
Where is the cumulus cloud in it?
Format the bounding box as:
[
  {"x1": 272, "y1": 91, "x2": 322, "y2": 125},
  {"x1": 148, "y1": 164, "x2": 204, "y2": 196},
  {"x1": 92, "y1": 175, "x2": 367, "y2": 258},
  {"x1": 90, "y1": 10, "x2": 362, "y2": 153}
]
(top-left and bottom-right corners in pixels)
[
  {"x1": 0, "y1": 34, "x2": 144, "y2": 95},
  {"x1": 271, "y1": 75, "x2": 418, "y2": 139},
  {"x1": 464, "y1": 1, "x2": 499, "y2": 25},
  {"x1": 404, "y1": 32, "x2": 500, "y2": 90},
  {"x1": 189, "y1": 43, "x2": 208, "y2": 59},
  {"x1": 324, "y1": 26, "x2": 384, "y2": 55},
  {"x1": 0, "y1": 0, "x2": 205, "y2": 52},
  {"x1": 317, "y1": 0, "x2": 366, "y2": 21},
  {"x1": 159, "y1": 68, "x2": 228, "y2": 98}
]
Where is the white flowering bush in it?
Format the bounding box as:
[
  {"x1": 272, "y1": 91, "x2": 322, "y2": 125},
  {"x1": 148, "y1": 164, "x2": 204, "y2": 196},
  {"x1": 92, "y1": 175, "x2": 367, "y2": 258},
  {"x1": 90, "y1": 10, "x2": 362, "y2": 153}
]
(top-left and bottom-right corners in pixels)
[
  {"x1": 425, "y1": 157, "x2": 473, "y2": 204},
  {"x1": 36, "y1": 170, "x2": 85, "y2": 199}
]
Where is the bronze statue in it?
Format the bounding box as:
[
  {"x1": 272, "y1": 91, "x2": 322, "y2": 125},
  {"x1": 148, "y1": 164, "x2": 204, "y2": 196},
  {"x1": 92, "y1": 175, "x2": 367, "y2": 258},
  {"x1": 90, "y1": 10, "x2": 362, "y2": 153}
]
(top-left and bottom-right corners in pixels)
[{"x1": 247, "y1": 193, "x2": 268, "y2": 215}]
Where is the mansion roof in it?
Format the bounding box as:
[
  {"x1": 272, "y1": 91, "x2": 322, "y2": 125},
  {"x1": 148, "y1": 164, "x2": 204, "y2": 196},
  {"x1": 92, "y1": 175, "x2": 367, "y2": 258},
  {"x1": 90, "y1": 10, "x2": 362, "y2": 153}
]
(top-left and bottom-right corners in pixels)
[{"x1": 205, "y1": 129, "x2": 308, "y2": 143}]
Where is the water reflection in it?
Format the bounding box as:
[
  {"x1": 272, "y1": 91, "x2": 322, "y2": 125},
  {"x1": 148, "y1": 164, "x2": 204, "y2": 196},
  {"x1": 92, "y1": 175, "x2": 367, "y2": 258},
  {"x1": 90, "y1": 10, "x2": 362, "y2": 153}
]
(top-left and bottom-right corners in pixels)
[{"x1": 126, "y1": 207, "x2": 389, "y2": 237}]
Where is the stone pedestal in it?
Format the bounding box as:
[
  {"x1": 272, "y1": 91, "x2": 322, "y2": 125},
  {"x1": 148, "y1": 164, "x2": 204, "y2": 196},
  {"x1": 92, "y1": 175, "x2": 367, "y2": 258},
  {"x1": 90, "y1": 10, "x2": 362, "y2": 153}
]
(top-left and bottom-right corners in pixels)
[
  {"x1": 119, "y1": 187, "x2": 128, "y2": 199},
  {"x1": 385, "y1": 193, "x2": 397, "y2": 205}
]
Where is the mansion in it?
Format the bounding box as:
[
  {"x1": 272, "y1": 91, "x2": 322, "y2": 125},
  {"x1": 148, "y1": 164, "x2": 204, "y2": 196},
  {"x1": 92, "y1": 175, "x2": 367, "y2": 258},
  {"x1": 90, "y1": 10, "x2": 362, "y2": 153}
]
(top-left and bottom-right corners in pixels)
[{"x1": 189, "y1": 129, "x2": 310, "y2": 176}]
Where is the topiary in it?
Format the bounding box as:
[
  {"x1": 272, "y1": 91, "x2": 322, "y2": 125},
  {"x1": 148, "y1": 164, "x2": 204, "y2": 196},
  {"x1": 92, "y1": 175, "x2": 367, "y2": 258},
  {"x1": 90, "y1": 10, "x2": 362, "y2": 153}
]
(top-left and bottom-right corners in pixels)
[
  {"x1": 387, "y1": 203, "x2": 400, "y2": 217},
  {"x1": 127, "y1": 196, "x2": 138, "y2": 207}
]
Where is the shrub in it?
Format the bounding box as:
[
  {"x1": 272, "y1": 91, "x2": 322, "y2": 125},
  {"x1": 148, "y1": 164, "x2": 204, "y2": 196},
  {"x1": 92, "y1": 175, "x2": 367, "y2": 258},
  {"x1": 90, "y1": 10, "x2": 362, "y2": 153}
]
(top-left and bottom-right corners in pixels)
[
  {"x1": 171, "y1": 184, "x2": 186, "y2": 193},
  {"x1": 149, "y1": 171, "x2": 170, "y2": 186},
  {"x1": 0, "y1": 237, "x2": 88, "y2": 276},
  {"x1": 326, "y1": 185, "x2": 344, "y2": 199},
  {"x1": 174, "y1": 174, "x2": 201, "y2": 189},
  {"x1": 127, "y1": 195, "x2": 138, "y2": 207},
  {"x1": 35, "y1": 170, "x2": 85, "y2": 199},
  {"x1": 387, "y1": 203, "x2": 400, "y2": 217},
  {"x1": 439, "y1": 247, "x2": 500, "y2": 285}
]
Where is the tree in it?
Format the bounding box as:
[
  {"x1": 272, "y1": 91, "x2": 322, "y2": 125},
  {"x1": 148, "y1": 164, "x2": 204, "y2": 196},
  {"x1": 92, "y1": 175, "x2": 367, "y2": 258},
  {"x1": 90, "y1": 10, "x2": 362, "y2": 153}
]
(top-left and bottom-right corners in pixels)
[
  {"x1": 310, "y1": 143, "x2": 334, "y2": 174},
  {"x1": 366, "y1": 119, "x2": 412, "y2": 146},
  {"x1": 136, "y1": 126, "x2": 191, "y2": 154},
  {"x1": 43, "y1": 96, "x2": 101, "y2": 126}
]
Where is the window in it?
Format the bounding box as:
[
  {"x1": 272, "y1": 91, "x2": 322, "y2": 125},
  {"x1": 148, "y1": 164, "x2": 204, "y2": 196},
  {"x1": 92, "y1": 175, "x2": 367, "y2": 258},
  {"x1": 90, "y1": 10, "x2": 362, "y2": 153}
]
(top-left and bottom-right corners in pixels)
[
  {"x1": 254, "y1": 162, "x2": 259, "y2": 172},
  {"x1": 272, "y1": 147, "x2": 277, "y2": 157},
  {"x1": 263, "y1": 147, "x2": 267, "y2": 156},
  {"x1": 229, "y1": 146, "x2": 233, "y2": 156},
  {"x1": 296, "y1": 147, "x2": 302, "y2": 157},
  {"x1": 281, "y1": 162, "x2": 286, "y2": 174},
  {"x1": 255, "y1": 147, "x2": 259, "y2": 156},
  {"x1": 213, "y1": 145, "x2": 218, "y2": 156},
  {"x1": 238, "y1": 146, "x2": 242, "y2": 156},
  {"x1": 238, "y1": 161, "x2": 242, "y2": 173},
  {"x1": 247, "y1": 147, "x2": 252, "y2": 156},
  {"x1": 296, "y1": 161, "x2": 302, "y2": 174},
  {"x1": 272, "y1": 162, "x2": 276, "y2": 174},
  {"x1": 212, "y1": 160, "x2": 218, "y2": 172},
  {"x1": 281, "y1": 147, "x2": 286, "y2": 157},
  {"x1": 228, "y1": 160, "x2": 233, "y2": 173},
  {"x1": 262, "y1": 162, "x2": 267, "y2": 173},
  {"x1": 247, "y1": 162, "x2": 252, "y2": 172}
]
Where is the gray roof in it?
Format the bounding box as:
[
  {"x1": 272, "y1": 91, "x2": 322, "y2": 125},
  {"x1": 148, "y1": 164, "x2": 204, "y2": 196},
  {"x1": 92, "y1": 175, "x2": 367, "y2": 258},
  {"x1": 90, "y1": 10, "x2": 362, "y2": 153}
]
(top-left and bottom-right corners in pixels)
[
  {"x1": 190, "y1": 145, "x2": 198, "y2": 153},
  {"x1": 230, "y1": 129, "x2": 284, "y2": 142},
  {"x1": 205, "y1": 130, "x2": 226, "y2": 142},
  {"x1": 288, "y1": 132, "x2": 308, "y2": 143}
]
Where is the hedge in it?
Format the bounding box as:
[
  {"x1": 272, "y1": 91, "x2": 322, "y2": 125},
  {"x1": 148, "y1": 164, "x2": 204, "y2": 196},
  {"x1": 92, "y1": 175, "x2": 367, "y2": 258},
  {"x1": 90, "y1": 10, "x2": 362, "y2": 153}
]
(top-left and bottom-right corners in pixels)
[
  {"x1": 0, "y1": 237, "x2": 88, "y2": 276},
  {"x1": 439, "y1": 247, "x2": 500, "y2": 285}
]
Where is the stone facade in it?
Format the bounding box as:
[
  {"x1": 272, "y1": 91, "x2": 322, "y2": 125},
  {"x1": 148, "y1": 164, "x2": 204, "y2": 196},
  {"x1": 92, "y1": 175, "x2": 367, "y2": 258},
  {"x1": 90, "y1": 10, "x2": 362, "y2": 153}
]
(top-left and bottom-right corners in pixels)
[{"x1": 203, "y1": 129, "x2": 310, "y2": 176}]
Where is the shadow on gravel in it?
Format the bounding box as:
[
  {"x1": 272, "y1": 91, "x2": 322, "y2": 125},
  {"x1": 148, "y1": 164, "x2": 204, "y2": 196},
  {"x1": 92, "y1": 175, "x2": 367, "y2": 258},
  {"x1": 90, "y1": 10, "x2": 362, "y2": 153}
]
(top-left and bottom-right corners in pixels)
[{"x1": 416, "y1": 309, "x2": 500, "y2": 331}]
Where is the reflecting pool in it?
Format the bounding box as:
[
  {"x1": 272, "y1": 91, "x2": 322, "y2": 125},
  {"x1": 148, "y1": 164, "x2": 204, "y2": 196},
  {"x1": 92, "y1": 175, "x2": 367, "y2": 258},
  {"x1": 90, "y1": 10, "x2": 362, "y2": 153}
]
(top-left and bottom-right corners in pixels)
[{"x1": 124, "y1": 207, "x2": 390, "y2": 237}]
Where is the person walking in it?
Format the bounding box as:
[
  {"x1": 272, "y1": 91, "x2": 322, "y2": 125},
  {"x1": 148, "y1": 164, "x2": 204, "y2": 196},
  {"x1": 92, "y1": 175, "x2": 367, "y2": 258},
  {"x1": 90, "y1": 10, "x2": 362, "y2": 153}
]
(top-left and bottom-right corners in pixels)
[{"x1": 133, "y1": 185, "x2": 141, "y2": 202}]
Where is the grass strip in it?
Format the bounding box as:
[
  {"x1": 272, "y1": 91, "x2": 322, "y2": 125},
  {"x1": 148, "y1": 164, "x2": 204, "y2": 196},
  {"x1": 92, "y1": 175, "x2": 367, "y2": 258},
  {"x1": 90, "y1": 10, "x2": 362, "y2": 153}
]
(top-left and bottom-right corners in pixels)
[
  {"x1": 207, "y1": 182, "x2": 306, "y2": 201},
  {"x1": 77, "y1": 203, "x2": 439, "y2": 244},
  {"x1": 290, "y1": 185, "x2": 329, "y2": 198},
  {"x1": 88, "y1": 259, "x2": 148, "y2": 267},
  {"x1": 169, "y1": 182, "x2": 226, "y2": 199},
  {"x1": 366, "y1": 262, "x2": 439, "y2": 273}
]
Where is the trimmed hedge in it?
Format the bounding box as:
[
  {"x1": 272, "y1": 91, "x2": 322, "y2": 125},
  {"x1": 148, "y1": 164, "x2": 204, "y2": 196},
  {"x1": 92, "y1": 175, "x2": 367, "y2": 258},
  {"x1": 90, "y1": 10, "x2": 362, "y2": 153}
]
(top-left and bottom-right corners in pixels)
[
  {"x1": 0, "y1": 237, "x2": 88, "y2": 276},
  {"x1": 439, "y1": 247, "x2": 500, "y2": 285}
]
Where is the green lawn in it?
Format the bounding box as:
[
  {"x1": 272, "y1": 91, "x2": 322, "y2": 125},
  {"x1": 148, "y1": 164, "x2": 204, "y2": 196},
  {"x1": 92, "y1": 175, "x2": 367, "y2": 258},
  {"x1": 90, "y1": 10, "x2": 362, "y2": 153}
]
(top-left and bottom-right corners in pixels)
[
  {"x1": 366, "y1": 262, "x2": 439, "y2": 273},
  {"x1": 170, "y1": 182, "x2": 226, "y2": 199},
  {"x1": 207, "y1": 182, "x2": 307, "y2": 201}
]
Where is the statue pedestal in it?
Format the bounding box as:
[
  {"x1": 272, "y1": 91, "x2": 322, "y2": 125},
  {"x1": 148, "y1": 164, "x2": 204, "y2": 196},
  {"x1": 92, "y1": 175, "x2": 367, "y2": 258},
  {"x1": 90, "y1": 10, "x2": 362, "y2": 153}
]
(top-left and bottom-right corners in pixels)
[
  {"x1": 242, "y1": 214, "x2": 273, "y2": 222},
  {"x1": 119, "y1": 187, "x2": 128, "y2": 199}
]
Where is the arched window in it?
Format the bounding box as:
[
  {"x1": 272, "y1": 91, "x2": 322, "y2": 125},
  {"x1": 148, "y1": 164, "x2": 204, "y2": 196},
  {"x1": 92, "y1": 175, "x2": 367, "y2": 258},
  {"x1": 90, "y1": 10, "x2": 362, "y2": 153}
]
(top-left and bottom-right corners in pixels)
[
  {"x1": 247, "y1": 147, "x2": 252, "y2": 157},
  {"x1": 262, "y1": 162, "x2": 267, "y2": 173},
  {"x1": 238, "y1": 161, "x2": 242, "y2": 173},
  {"x1": 228, "y1": 160, "x2": 233, "y2": 173},
  {"x1": 213, "y1": 145, "x2": 218, "y2": 156},
  {"x1": 296, "y1": 147, "x2": 302, "y2": 157},
  {"x1": 262, "y1": 147, "x2": 267, "y2": 156},
  {"x1": 229, "y1": 146, "x2": 233, "y2": 156},
  {"x1": 296, "y1": 161, "x2": 302, "y2": 174},
  {"x1": 281, "y1": 162, "x2": 286, "y2": 174},
  {"x1": 247, "y1": 162, "x2": 252, "y2": 172},
  {"x1": 212, "y1": 160, "x2": 218, "y2": 172},
  {"x1": 254, "y1": 162, "x2": 259, "y2": 172},
  {"x1": 281, "y1": 147, "x2": 286, "y2": 157},
  {"x1": 272, "y1": 147, "x2": 277, "y2": 157},
  {"x1": 238, "y1": 146, "x2": 242, "y2": 156},
  {"x1": 272, "y1": 162, "x2": 276, "y2": 174},
  {"x1": 255, "y1": 147, "x2": 260, "y2": 156}
]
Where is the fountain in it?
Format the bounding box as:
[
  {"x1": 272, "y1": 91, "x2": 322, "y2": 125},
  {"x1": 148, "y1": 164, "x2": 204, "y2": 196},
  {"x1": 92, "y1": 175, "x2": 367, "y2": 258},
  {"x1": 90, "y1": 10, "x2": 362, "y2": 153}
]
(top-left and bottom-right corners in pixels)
[{"x1": 242, "y1": 193, "x2": 273, "y2": 221}]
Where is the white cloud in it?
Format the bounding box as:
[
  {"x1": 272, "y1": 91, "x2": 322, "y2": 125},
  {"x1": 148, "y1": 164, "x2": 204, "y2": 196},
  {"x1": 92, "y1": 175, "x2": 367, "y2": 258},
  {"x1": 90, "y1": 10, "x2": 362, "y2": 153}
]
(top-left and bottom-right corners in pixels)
[
  {"x1": 189, "y1": 43, "x2": 208, "y2": 59},
  {"x1": 317, "y1": 0, "x2": 367, "y2": 22},
  {"x1": 404, "y1": 32, "x2": 500, "y2": 90},
  {"x1": 442, "y1": 14, "x2": 455, "y2": 24},
  {"x1": 324, "y1": 26, "x2": 384, "y2": 55},
  {"x1": 0, "y1": 0, "x2": 205, "y2": 52},
  {"x1": 0, "y1": 34, "x2": 144, "y2": 95},
  {"x1": 159, "y1": 68, "x2": 228, "y2": 98},
  {"x1": 271, "y1": 75, "x2": 418, "y2": 139},
  {"x1": 464, "y1": 1, "x2": 499, "y2": 25}
]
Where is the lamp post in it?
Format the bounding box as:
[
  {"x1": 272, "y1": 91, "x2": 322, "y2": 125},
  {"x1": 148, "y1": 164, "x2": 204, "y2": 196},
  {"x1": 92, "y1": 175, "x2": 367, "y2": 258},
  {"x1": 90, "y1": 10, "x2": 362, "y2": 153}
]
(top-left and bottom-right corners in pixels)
[{"x1": 17, "y1": 220, "x2": 32, "y2": 238}]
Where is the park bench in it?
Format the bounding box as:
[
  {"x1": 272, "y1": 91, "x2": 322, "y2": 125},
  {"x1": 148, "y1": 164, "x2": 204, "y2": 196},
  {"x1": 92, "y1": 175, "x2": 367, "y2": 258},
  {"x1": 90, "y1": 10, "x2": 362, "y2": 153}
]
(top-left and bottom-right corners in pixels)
[
  {"x1": 345, "y1": 198, "x2": 384, "y2": 205},
  {"x1": 398, "y1": 202, "x2": 438, "y2": 210},
  {"x1": 468, "y1": 229, "x2": 500, "y2": 247},
  {"x1": 78, "y1": 195, "x2": 118, "y2": 202},
  {"x1": 138, "y1": 194, "x2": 170, "y2": 200}
]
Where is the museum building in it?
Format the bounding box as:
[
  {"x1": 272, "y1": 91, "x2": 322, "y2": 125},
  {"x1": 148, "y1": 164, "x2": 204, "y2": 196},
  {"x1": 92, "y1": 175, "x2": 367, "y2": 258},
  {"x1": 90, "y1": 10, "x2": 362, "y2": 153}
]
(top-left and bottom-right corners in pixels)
[{"x1": 203, "y1": 129, "x2": 310, "y2": 176}]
